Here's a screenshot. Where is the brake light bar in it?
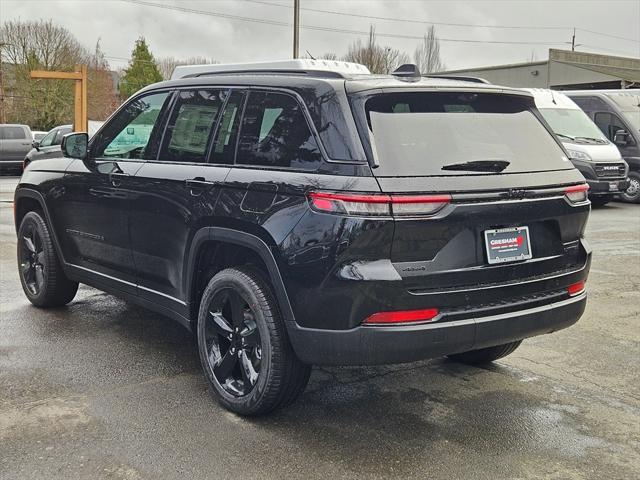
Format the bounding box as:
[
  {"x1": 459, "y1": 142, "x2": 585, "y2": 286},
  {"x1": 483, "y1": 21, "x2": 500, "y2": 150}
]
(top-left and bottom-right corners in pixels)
[
  {"x1": 567, "y1": 281, "x2": 586, "y2": 296},
  {"x1": 363, "y1": 308, "x2": 440, "y2": 325},
  {"x1": 308, "y1": 191, "x2": 451, "y2": 216},
  {"x1": 564, "y1": 184, "x2": 589, "y2": 204}
]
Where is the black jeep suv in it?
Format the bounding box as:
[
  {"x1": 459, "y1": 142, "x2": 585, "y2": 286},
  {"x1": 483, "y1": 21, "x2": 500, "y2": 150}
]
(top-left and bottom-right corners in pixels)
[{"x1": 14, "y1": 62, "x2": 591, "y2": 415}]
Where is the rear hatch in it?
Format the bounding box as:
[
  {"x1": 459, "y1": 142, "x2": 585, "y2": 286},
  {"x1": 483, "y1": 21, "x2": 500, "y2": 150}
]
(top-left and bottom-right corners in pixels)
[{"x1": 351, "y1": 89, "x2": 590, "y2": 308}]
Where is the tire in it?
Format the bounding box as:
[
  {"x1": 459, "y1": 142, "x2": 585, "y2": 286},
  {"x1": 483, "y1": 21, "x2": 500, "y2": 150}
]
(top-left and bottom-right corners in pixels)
[
  {"x1": 620, "y1": 171, "x2": 640, "y2": 204},
  {"x1": 589, "y1": 196, "x2": 612, "y2": 208},
  {"x1": 197, "y1": 267, "x2": 310, "y2": 416},
  {"x1": 447, "y1": 340, "x2": 522, "y2": 365},
  {"x1": 17, "y1": 211, "x2": 78, "y2": 307}
]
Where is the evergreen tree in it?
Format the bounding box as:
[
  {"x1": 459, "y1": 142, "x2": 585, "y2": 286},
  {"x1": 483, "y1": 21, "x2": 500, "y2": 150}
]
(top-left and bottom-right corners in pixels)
[{"x1": 118, "y1": 37, "x2": 163, "y2": 99}]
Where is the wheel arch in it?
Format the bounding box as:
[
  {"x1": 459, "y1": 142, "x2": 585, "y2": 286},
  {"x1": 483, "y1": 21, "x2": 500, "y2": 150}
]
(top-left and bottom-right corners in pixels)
[{"x1": 185, "y1": 227, "x2": 296, "y2": 329}]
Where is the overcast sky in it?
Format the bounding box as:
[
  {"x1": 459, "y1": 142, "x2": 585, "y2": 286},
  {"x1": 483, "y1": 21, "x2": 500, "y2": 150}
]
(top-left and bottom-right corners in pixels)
[{"x1": 2, "y1": 0, "x2": 639, "y2": 71}]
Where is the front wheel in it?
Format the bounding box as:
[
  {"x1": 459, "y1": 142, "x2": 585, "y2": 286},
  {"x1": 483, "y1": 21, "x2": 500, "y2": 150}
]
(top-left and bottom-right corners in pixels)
[
  {"x1": 197, "y1": 267, "x2": 310, "y2": 416},
  {"x1": 620, "y1": 172, "x2": 640, "y2": 204},
  {"x1": 17, "y1": 211, "x2": 78, "y2": 307},
  {"x1": 447, "y1": 340, "x2": 522, "y2": 365}
]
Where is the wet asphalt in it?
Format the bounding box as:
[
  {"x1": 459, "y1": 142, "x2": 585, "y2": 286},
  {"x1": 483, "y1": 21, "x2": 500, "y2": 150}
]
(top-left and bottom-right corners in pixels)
[{"x1": 0, "y1": 175, "x2": 638, "y2": 480}]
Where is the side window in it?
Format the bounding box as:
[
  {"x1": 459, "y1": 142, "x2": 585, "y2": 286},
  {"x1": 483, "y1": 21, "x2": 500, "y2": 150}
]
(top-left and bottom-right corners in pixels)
[
  {"x1": 158, "y1": 89, "x2": 226, "y2": 163},
  {"x1": 594, "y1": 112, "x2": 626, "y2": 141},
  {"x1": 92, "y1": 91, "x2": 171, "y2": 160},
  {"x1": 0, "y1": 126, "x2": 27, "y2": 140},
  {"x1": 39, "y1": 130, "x2": 56, "y2": 147},
  {"x1": 210, "y1": 91, "x2": 245, "y2": 165},
  {"x1": 236, "y1": 91, "x2": 322, "y2": 169},
  {"x1": 53, "y1": 127, "x2": 72, "y2": 146}
]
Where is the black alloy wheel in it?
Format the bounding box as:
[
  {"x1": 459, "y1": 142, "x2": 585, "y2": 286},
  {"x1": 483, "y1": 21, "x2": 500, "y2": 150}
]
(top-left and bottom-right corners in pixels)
[
  {"x1": 19, "y1": 223, "x2": 46, "y2": 296},
  {"x1": 204, "y1": 288, "x2": 263, "y2": 396}
]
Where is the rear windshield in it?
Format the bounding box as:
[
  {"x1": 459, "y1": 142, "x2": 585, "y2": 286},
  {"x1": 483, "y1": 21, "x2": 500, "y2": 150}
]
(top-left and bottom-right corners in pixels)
[{"x1": 363, "y1": 92, "x2": 572, "y2": 176}]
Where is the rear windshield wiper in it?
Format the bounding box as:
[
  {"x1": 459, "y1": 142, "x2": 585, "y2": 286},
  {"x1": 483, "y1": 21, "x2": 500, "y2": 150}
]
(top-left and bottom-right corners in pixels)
[{"x1": 441, "y1": 160, "x2": 510, "y2": 173}]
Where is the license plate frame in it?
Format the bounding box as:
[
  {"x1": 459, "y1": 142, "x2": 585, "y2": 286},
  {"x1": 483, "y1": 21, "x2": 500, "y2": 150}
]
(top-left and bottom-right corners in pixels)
[
  {"x1": 484, "y1": 226, "x2": 532, "y2": 265},
  {"x1": 609, "y1": 182, "x2": 619, "y2": 192}
]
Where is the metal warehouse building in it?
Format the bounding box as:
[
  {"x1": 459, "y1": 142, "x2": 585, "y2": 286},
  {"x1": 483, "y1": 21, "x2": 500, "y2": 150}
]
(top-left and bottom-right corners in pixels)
[{"x1": 437, "y1": 49, "x2": 640, "y2": 90}]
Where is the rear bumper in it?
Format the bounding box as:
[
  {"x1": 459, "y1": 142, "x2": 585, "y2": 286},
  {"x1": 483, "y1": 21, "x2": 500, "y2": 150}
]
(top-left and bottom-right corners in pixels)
[
  {"x1": 587, "y1": 178, "x2": 629, "y2": 195},
  {"x1": 288, "y1": 292, "x2": 587, "y2": 366}
]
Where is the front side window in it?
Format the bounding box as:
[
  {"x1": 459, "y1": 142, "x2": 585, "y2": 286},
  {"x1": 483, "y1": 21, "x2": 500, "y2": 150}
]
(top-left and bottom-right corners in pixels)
[
  {"x1": 159, "y1": 89, "x2": 226, "y2": 163},
  {"x1": 236, "y1": 91, "x2": 322, "y2": 169},
  {"x1": 92, "y1": 91, "x2": 171, "y2": 160},
  {"x1": 39, "y1": 130, "x2": 57, "y2": 147},
  {"x1": 594, "y1": 112, "x2": 626, "y2": 141}
]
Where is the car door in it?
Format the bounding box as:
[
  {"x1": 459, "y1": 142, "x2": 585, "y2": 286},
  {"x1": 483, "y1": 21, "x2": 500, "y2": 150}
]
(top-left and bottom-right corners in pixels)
[
  {"x1": 594, "y1": 111, "x2": 637, "y2": 159},
  {"x1": 129, "y1": 88, "x2": 232, "y2": 313},
  {"x1": 55, "y1": 91, "x2": 173, "y2": 294}
]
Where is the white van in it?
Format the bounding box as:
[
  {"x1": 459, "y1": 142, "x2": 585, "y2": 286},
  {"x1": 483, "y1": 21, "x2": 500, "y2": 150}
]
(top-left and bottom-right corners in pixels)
[{"x1": 526, "y1": 88, "x2": 629, "y2": 207}]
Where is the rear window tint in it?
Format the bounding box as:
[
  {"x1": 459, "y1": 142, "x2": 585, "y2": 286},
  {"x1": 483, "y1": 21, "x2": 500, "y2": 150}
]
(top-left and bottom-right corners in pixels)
[
  {"x1": 0, "y1": 126, "x2": 27, "y2": 140},
  {"x1": 362, "y1": 92, "x2": 572, "y2": 176}
]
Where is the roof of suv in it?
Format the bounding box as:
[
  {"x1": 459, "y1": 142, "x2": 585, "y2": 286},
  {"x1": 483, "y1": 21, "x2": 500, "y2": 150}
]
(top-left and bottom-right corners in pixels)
[{"x1": 144, "y1": 72, "x2": 530, "y2": 97}]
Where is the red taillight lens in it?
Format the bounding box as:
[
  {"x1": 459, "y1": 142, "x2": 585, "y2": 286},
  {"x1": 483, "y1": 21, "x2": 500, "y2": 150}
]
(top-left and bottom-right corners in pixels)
[
  {"x1": 567, "y1": 281, "x2": 585, "y2": 296},
  {"x1": 565, "y1": 184, "x2": 589, "y2": 204},
  {"x1": 363, "y1": 308, "x2": 440, "y2": 325},
  {"x1": 308, "y1": 192, "x2": 450, "y2": 216}
]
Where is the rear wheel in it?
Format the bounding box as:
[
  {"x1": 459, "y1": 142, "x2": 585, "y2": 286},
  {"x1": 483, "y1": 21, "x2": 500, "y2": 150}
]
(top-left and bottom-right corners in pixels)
[
  {"x1": 17, "y1": 211, "x2": 78, "y2": 307},
  {"x1": 197, "y1": 267, "x2": 310, "y2": 416},
  {"x1": 620, "y1": 172, "x2": 640, "y2": 204},
  {"x1": 447, "y1": 340, "x2": 522, "y2": 365}
]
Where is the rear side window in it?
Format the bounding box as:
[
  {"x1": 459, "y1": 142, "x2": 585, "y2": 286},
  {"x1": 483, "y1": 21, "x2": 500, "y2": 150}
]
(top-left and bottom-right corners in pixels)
[
  {"x1": 236, "y1": 91, "x2": 322, "y2": 170},
  {"x1": 0, "y1": 126, "x2": 26, "y2": 140},
  {"x1": 362, "y1": 92, "x2": 572, "y2": 176},
  {"x1": 159, "y1": 89, "x2": 226, "y2": 163},
  {"x1": 210, "y1": 91, "x2": 245, "y2": 165}
]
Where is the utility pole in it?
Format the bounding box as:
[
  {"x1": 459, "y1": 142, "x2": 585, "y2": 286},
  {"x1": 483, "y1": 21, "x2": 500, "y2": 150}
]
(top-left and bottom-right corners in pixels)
[
  {"x1": 571, "y1": 28, "x2": 576, "y2": 51},
  {"x1": 293, "y1": 0, "x2": 300, "y2": 59}
]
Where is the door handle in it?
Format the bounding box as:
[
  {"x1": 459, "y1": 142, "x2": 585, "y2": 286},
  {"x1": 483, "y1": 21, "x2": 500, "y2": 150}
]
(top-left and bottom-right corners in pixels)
[
  {"x1": 110, "y1": 172, "x2": 129, "y2": 188},
  {"x1": 186, "y1": 177, "x2": 209, "y2": 196}
]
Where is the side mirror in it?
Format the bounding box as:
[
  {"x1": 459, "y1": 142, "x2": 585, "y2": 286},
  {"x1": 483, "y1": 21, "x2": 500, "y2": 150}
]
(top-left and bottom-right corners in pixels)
[
  {"x1": 613, "y1": 129, "x2": 629, "y2": 147},
  {"x1": 32, "y1": 140, "x2": 40, "y2": 150},
  {"x1": 61, "y1": 132, "x2": 88, "y2": 159}
]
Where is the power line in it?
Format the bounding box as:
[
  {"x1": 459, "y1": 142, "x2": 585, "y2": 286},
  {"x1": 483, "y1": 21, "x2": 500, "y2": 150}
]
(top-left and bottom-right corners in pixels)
[
  {"x1": 119, "y1": 0, "x2": 567, "y2": 46},
  {"x1": 243, "y1": 0, "x2": 640, "y2": 44}
]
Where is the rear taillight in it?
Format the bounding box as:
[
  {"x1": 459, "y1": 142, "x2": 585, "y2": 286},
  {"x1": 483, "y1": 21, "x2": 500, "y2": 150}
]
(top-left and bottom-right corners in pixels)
[
  {"x1": 363, "y1": 308, "x2": 440, "y2": 325},
  {"x1": 564, "y1": 184, "x2": 589, "y2": 204},
  {"x1": 308, "y1": 192, "x2": 451, "y2": 216},
  {"x1": 567, "y1": 281, "x2": 586, "y2": 296}
]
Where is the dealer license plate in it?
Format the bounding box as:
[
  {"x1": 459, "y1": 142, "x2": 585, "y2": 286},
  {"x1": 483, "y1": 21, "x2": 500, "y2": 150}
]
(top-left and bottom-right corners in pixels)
[{"x1": 484, "y1": 226, "x2": 532, "y2": 264}]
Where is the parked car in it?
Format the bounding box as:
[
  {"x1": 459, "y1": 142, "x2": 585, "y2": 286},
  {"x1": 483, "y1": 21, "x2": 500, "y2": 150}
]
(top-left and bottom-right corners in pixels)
[
  {"x1": 14, "y1": 60, "x2": 591, "y2": 415},
  {"x1": 0, "y1": 124, "x2": 32, "y2": 173},
  {"x1": 24, "y1": 121, "x2": 104, "y2": 168},
  {"x1": 32, "y1": 131, "x2": 48, "y2": 141},
  {"x1": 525, "y1": 89, "x2": 628, "y2": 207},
  {"x1": 566, "y1": 89, "x2": 640, "y2": 203}
]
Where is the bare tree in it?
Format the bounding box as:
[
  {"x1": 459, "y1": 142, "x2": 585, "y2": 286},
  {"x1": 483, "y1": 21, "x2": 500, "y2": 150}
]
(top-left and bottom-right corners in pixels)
[
  {"x1": 343, "y1": 26, "x2": 410, "y2": 74},
  {"x1": 157, "y1": 56, "x2": 218, "y2": 80},
  {"x1": 413, "y1": 26, "x2": 445, "y2": 73}
]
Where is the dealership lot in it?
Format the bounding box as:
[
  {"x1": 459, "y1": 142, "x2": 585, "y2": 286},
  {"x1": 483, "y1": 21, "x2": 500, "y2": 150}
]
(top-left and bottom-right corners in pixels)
[{"x1": 0, "y1": 175, "x2": 638, "y2": 479}]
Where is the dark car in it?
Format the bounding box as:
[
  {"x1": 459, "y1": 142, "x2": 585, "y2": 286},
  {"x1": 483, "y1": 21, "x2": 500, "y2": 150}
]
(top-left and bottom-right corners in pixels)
[
  {"x1": 14, "y1": 60, "x2": 591, "y2": 416},
  {"x1": 24, "y1": 122, "x2": 104, "y2": 168},
  {"x1": 567, "y1": 90, "x2": 640, "y2": 203},
  {"x1": 0, "y1": 124, "x2": 33, "y2": 173},
  {"x1": 23, "y1": 125, "x2": 73, "y2": 168}
]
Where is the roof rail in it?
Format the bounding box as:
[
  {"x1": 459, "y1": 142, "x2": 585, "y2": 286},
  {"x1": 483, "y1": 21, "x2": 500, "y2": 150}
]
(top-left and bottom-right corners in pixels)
[
  {"x1": 171, "y1": 60, "x2": 370, "y2": 80},
  {"x1": 424, "y1": 74, "x2": 491, "y2": 84}
]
